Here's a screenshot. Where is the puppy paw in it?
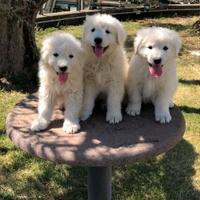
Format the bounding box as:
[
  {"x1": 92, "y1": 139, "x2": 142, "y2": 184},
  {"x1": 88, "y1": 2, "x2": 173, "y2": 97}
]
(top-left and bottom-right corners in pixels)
[
  {"x1": 80, "y1": 110, "x2": 92, "y2": 121},
  {"x1": 126, "y1": 103, "x2": 141, "y2": 116},
  {"x1": 106, "y1": 111, "x2": 122, "y2": 124},
  {"x1": 155, "y1": 111, "x2": 172, "y2": 124},
  {"x1": 63, "y1": 120, "x2": 80, "y2": 134},
  {"x1": 31, "y1": 118, "x2": 49, "y2": 132}
]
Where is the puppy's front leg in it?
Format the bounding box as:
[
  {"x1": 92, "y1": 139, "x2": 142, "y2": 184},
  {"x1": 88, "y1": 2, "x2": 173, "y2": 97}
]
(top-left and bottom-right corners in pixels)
[
  {"x1": 126, "y1": 86, "x2": 142, "y2": 116},
  {"x1": 106, "y1": 83, "x2": 124, "y2": 124},
  {"x1": 63, "y1": 93, "x2": 82, "y2": 134},
  {"x1": 31, "y1": 91, "x2": 55, "y2": 131},
  {"x1": 81, "y1": 82, "x2": 98, "y2": 121},
  {"x1": 154, "y1": 95, "x2": 172, "y2": 124}
]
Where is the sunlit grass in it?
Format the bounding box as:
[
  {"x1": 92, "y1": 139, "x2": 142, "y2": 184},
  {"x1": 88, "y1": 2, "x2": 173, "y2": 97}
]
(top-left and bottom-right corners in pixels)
[{"x1": 1, "y1": 15, "x2": 200, "y2": 199}]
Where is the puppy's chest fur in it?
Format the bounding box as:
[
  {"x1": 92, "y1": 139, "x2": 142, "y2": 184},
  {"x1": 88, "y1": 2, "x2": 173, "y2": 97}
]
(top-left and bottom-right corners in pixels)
[
  {"x1": 84, "y1": 60, "x2": 116, "y2": 88},
  {"x1": 142, "y1": 77, "x2": 156, "y2": 102},
  {"x1": 140, "y1": 72, "x2": 163, "y2": 102}
]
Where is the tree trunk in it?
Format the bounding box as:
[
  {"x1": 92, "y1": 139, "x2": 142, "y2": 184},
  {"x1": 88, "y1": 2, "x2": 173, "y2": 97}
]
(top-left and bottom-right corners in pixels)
[{"x1": 0, "y1": 0, "x2": 47, "y2": 76}]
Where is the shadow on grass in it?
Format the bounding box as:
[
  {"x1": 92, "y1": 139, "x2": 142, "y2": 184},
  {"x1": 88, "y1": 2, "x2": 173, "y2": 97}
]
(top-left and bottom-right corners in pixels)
[
  {"x1": 1, "y1": 139, "x2": 199, "y2": 200},
  {"x1": 113, "y1": 139, "x2": 200, "y2": 200},
  {"x1": 179, "y1": 106, "x2": 200, "y2": 115},
  {"x1": 0, "y1": 71, "x2": 38, "y2": 93},
  {"x1": 160, "y1": 140, "x2": 199, "y2": 200},
  {"x1": 0, "y1": 154, "x2": 88, "y2": 200},
  {"x1": 179, "y1": 79, "x2": 200, "y2": 86},
  {"x1": 0, "y1": 130, "x2": 18, "y2": 156},
  {"x1": 0, "y1": 131, "x2": 8, "y2": 155},
  {"x1": 0, "y1": 147, "x2": 9, "y2": 155}
]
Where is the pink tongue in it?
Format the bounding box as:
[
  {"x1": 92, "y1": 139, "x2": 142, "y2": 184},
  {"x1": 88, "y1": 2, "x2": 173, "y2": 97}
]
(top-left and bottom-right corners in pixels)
[
  {"x1": 94, "y1": 46, "x2": 103, "y2": 58},
  {"x1": 58, "y1": 73, "x2": 68, "y2": 83},
  {"x1": 148, "y1": 64, "x2": 163, "y2": 78}
]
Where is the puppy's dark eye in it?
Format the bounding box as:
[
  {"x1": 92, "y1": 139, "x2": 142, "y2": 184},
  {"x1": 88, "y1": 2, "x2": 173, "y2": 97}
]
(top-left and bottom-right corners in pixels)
[
  {"x1": 105, "y1": 30, "x2": 110, "y2": 34},
  {"x1": 91, "y1": 28, "x2": 95, "y2": 32},
  {"x1": 53, "y1": 53, "x2": 59, "y2": 57},
  {"x1": 148, "y1": 46, "x2": 153, "y2": 49},
  {"x1": 163, "y1": 46, "x2": 168, "y2": 51},
  {"x1": 69, "y1": 54, "x2": 74, "y2": 58}
]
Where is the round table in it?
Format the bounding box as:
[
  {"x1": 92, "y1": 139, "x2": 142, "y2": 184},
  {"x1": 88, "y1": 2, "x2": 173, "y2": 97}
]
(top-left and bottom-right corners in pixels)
[{"x1": 6, "y1": 94, "x2": 185, "y2": 200}]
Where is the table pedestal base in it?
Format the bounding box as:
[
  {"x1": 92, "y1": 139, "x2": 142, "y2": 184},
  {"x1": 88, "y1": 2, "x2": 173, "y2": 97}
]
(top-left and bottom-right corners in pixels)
[{"x1": 88, "y1": 166, "x2": 112, "y2": 200}]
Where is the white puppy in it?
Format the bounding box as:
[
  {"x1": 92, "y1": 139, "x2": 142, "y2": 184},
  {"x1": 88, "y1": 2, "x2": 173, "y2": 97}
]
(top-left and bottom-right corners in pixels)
[
  {"x1": 126, "y1": 27, "x2": 181, "y2": 123},
  {"x1": 81, "y1": 14, "x2": 128, "y2": 124},
  {"x1": 31, "y1": 32, "x2": 83, "y2": 133}
]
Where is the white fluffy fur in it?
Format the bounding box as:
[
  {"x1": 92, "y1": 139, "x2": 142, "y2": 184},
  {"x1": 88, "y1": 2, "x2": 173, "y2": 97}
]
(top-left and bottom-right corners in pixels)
[
  {"x1": 126, "y1": 27, "x2": 181, "y2": 123},
  {"x1": 31, "y1": 32, "x2": 83, "y2": 133},
  {"x1": 81, "y1": 14, "x2": 128, "y2": 124}
]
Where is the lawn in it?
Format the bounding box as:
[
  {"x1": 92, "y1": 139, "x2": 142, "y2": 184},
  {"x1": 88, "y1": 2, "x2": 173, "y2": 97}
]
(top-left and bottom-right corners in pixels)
[{"x1": 0, "y1": 15, "x2": 200, "y2": 200}]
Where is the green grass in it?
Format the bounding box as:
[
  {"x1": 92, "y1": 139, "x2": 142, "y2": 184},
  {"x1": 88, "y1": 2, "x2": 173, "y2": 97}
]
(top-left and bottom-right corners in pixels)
[{"x1": 1, "y1": 16, "x2": 200, "y2": 199}]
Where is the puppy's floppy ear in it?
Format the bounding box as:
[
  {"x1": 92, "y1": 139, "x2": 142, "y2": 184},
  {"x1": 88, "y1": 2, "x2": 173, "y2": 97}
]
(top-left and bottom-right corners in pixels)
[
  {"x1": 134, "y1": 34, "x2": 143, "y2": 55},
  {"x1": 171, "y1": 31, "x2": 181, "y2": 56},
  {"x1": 116, "y1": 21, "x2": 127, "y2": 46}
]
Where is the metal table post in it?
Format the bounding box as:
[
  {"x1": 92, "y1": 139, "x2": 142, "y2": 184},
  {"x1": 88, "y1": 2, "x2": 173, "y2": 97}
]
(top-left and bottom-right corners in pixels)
[{"x1": 88, "y1": 166, "x2": 112, "y2": 200}]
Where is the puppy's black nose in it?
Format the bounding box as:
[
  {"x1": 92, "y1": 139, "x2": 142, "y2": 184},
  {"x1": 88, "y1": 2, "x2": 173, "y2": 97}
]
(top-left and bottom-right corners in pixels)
[
  {"x1": 154, "y1": 58, "x2": 162, "y2": 65},
  {"x1": 94, "y1": 37, "x2": 102, "y2": 45},
  {"x1": 59, "y1": 66, "x2": 67, "y2": 72}
]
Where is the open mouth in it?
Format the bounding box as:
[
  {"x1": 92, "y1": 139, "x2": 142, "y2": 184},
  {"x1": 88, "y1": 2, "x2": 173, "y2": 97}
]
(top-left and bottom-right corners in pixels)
[
  {"x1": 92, "y1": 45, "x2": 109, "y2": 58},
  {"x1": 148, "y1": 63, "x2": 163, "y2": 78},
  {"x1": 56, "y1": 72, "x2": 68, "y2": 84}
]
